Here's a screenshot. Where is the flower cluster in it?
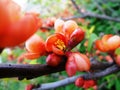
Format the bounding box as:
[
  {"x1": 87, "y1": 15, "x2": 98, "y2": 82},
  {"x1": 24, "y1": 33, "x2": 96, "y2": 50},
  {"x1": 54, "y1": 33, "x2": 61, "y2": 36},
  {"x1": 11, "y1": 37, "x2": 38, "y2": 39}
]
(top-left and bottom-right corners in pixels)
[{"x1": 24, "y1": 19, "x2": 91, "y2": 76}]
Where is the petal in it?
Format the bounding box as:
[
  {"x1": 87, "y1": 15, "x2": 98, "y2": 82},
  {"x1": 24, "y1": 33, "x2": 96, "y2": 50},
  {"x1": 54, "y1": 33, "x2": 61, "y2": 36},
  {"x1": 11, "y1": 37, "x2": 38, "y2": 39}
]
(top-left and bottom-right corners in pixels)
[
  {"x1": 24, "y1": 52, "x2": 41, "y2": 60},
  {"x1": 95, "y1": 40, "x2": 107, "y2": 52},
  {"x1": 74, "y1": 53, "x2": 91, "y2": 71},
  {"x1": 66, "y1": 58, "x2": 77, "y2": 77},
  {"x1": 54, "y1": 19, "x2": 64, "y2": 34},
  {"x1": 107, "y1": 35, "x2": 120, "y2": 50},
  {"x1": 101, "y1": 34, "x2": 112, "y2": 51},
  {"x1": 68, "y1": 28, "x2": 85, "y2": 50},
  {"x1": 25, "y1": 34, "x2": 46, "y2": 55},
  {"x1": 52, "y1": 45, "x2": 65, "y2": 55},
  {"x1": 0, "y1": 0, "x2": 21, "y2": 29},
  {"x1": 63, "y1": 20, "x2": 78, "y2": 40},
  {"x1": 45, "y1": 33, "x2": 66, "y2": 52},
  {"x1": 0, "y1": 14, "x2": 39, "y2": 48}
]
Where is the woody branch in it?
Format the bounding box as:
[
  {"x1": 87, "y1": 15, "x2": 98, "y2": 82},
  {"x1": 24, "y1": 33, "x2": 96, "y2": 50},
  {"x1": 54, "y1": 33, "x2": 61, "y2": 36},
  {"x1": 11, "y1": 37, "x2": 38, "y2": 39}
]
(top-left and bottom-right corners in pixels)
[{"x1": 0, "y1": 58, "x2": 113, "y2": 80}]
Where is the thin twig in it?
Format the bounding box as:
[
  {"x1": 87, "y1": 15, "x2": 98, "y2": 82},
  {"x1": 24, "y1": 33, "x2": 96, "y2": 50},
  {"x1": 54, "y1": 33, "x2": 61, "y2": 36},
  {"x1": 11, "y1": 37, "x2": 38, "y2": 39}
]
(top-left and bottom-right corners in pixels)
[
  {"x1": 71, "y1": 0, "x2": 84, "y2": 15},
  {"x1": 70, "y1": 0, "x2": 120, "y2": 22},
  {"x1": 33, "y1": 65, "x2": 120, "y2": 90},
  {"x1": 63, "y1": 13, "x2": 120, "y2": 22}
]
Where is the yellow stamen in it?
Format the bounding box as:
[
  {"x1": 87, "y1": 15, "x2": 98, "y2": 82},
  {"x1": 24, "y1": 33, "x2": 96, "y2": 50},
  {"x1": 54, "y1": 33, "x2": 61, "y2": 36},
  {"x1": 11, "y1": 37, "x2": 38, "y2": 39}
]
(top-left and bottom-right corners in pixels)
[{"x1": 55, "y1": 39, "x2": 66, "y2": 51}]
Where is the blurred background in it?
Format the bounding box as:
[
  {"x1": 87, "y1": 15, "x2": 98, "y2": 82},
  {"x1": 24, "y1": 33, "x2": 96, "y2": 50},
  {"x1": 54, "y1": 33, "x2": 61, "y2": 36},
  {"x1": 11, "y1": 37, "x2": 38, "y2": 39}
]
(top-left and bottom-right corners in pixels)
[{"x1": 0, "y1": 0, "x2": 120, "y2": 90}]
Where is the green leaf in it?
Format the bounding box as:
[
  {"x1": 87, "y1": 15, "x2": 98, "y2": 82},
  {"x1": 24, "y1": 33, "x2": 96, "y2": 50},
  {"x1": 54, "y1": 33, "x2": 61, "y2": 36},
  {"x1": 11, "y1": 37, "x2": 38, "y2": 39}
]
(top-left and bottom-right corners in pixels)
[
  {"x1": 89, "y1": 26, "x2": 95, "y2": 34},
  {"x1": 115, "y1": 79, "x2": 120, "y2": 90},
  {"x1": 29, "y1": 60, "x2": 37, "y2": 64},
  {"x1": 87, "y1": 33, "x2": 98, "y2": 52},
  {"x1": 115, "y1": 48, "x2": 120, "y2": 55}
]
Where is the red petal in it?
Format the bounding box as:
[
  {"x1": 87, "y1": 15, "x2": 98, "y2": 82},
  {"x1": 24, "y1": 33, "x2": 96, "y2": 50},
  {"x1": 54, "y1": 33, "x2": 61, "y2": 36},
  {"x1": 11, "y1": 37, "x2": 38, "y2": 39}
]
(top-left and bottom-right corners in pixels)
[
  {"x1": 24, "y1": 52, "x2": 40, "y2": 60},
  {"x1": 66, "y1": 59, "x2": 77, "y2": 77},
  {"x1": 45, "y1": 33, "x2": 66, "y2": 52},
  {"x1": 25, "y1": 34, "x2": 46, "y2": 55},
  {"x1": 74, "y1": 52, "x2": 91, "y2": 71},
  {"x1": 68, "y1": 28, "x2": 85, "y2": 50}
]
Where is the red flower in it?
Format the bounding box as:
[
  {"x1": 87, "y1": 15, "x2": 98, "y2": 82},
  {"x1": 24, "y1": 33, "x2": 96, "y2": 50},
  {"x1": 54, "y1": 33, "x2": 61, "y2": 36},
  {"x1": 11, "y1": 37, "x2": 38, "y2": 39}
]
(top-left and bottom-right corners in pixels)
[
  {"x1": 65, "y1": 52, "x2": 91, "y2": 76},
  {"x1": 25, "y1": 34, "x2": 46, "y2": 59},
  {"x1": 45, "y1": 33, "x2": 67, "y2": 55},
  {"x1": 0, "y1": 0, "x2": 41, "y2": 48},
  {"x1": 95, "y1": 34, "x2": 120, "y2": 52}
]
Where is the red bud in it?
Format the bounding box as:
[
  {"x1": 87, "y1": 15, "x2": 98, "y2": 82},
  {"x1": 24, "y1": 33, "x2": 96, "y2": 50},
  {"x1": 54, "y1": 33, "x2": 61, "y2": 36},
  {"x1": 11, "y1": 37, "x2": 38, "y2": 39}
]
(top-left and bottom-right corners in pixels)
[
  {"x1": 25, "y1": 84, "x2": 34, "y2": 90},
  {"x1": 68, "y1": 28, "x2": 85, "y2": 50},
  {"x1": 46, "y1": 53, "x2": 62, "y2": 67},
  {"x1": 74, "y1": 52, "x2": 91, "y2": 71},
  {"x1": 83, "y1": 80, "x2": 96, "y2": 89},
  {"x1": 75, "y1": 77, "x2": 84, "y2": 87}
]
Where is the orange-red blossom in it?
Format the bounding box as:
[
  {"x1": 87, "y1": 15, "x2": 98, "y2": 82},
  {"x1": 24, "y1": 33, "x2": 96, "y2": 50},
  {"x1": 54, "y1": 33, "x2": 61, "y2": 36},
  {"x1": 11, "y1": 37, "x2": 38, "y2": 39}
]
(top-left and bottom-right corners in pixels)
[
  {"x1": 24, "y1": 19, "x2": 89, "y2": 77},
  {"x1": 95, "y1": 34, "x2": 120, "y2": 52},
  {"x1": 0, "y1": 0, "x2": 41, "y2": 48},
  {"x1": 66, "y1": 52, "x2": 91, "y2": 77},
  {"x1": 45, "y1": 19, "x2": 85, "y2": 55}
]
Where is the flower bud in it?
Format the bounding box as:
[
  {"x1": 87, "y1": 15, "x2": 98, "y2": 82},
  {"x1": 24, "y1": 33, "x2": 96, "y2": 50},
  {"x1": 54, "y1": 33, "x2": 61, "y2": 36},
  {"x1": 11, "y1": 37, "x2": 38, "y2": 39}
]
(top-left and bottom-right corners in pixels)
[
  {"x1": 83, "y1": 80, "x2": 96, "y2": 89},
  {"x1": 68, "y1": 28, "x2": 85, "y2": 50},
  {"x1": 46, "y1": 53, "x2": 62, "y2": 67},
  {"x1": 75, "y1": 77, "x2": 84, "y2": 87},
  {"x1": 66, "y1": 58, "x2": 77, "y2": 77}
]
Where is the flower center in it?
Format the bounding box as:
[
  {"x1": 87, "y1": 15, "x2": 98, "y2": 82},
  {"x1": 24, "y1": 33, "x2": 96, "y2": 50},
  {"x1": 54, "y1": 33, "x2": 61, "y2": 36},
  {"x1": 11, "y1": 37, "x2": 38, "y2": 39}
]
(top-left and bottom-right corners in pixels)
[{"x1": 55, "y1": 39, "x2": 66, "y2": 51}]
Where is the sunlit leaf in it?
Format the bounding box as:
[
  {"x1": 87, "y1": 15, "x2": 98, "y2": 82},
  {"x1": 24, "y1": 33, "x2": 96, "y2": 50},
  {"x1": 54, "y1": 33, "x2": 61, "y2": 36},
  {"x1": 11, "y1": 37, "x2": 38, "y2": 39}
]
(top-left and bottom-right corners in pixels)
[
  {"x1": 115, "y1": 48, "x2": 120, "y2": 55},
  {"x1": 87, "y1": 33, "x2": 98, "y2": 52},
  {"x1": 89, "y1": 26, "x2": 95, "y2": 34}
]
